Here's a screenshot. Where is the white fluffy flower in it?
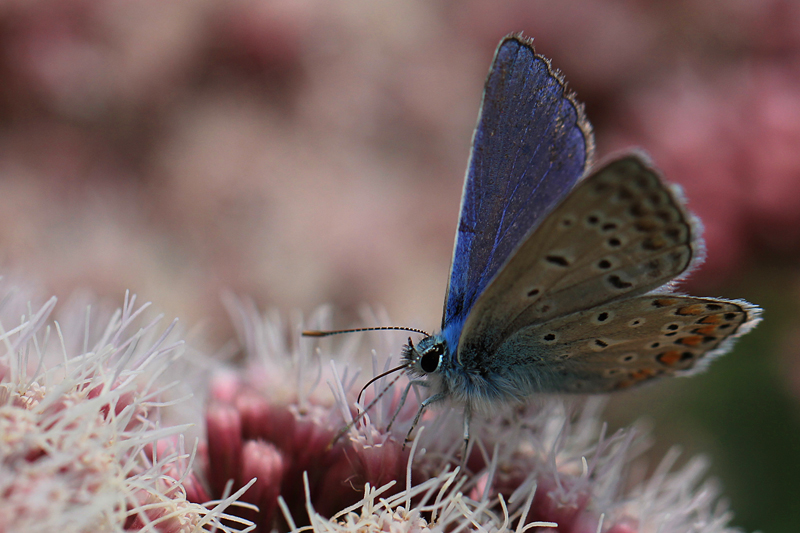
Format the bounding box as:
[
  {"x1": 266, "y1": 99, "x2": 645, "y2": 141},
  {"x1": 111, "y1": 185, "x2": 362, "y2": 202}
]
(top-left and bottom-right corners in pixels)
[{"x1": 0, "y1": 286, "x2": 254, "y2": 533}]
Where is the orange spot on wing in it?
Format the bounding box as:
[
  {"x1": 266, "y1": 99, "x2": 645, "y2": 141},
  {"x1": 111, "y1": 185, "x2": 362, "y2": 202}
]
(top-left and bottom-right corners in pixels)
[
  {"x1": 676, "y1": 335, "x2": 704, "y2": 346},
  {"x1": 657, "y1": 351, "x2": 682, "y2": 366},
  {"x1": 698, "y1": 315, "x2": 721, "y2": 324},
  {"x1": 676, "y1": 305, "x2": 704, "y2": 316},
  {"x1": 692, "y1": 325, "x2": 718, "y2": 335}
]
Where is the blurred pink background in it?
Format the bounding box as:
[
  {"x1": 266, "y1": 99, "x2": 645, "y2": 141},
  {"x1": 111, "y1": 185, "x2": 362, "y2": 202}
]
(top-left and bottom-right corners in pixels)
[{"x1": 2, "y1": 0, "x2": 799, "y2": 342}]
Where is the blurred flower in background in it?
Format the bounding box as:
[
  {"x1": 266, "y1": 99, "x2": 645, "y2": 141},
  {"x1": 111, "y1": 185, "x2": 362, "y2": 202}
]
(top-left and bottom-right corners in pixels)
[
  {"x1": 2, "y1": 0, "x2": 799, "y2": 323},
  {"x1": 0, "y1": 0, "x2": 799, "y2": 531},
  {"x1": 0, "y1": 0, "x2": 798, "y2": 329}
]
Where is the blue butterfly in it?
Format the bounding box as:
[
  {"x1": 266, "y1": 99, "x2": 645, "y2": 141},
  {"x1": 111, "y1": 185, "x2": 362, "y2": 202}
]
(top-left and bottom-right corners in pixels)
[{"x1": 306, "y1": 34, "x2": 760, "y2": 449}]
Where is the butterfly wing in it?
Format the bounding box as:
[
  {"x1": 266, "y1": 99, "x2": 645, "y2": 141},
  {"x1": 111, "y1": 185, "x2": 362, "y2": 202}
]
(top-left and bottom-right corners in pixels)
[
  {"x1": 457, "y1": 154, "x2": 701, "y2": 366},
  {"x1": 442, "y1": 34, "x2": 593, "y2": 333},
  {"x1": 488, "y1": 295, "x2": 761, "y2": 394}
]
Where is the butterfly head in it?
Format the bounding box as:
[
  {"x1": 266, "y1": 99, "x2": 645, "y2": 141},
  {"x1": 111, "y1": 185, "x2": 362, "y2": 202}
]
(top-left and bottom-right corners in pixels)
[{"x1": 402, "y1": 334, "x2": 450, "y2": 378}]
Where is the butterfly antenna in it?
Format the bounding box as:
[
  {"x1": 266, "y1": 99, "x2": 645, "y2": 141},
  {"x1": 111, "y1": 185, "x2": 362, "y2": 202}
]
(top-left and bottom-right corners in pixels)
[
  {"x1": 328, "y1": 367, "x2": 409, "y2": 448},
  {"x1": 302, "y1": 326, "x2": 430, "y2": 337}
]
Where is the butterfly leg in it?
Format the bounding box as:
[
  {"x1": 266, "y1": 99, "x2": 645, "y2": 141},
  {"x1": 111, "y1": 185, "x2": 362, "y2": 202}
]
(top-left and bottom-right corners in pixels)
[
  {"x1": 461, "y1": 403, "x2": 472, "y2": 466},
  {"x1": 387, "y1": 379, "x2": 428, "y2": 433},
  {"x1": 402, "y1": 391, "x2": 447, "y2": 450}
]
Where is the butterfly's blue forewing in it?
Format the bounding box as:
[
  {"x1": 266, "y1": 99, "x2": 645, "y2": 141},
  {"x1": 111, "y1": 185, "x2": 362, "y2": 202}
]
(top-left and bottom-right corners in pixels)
[{"x1": 441, "y1": 35, "x2": 594, "y2": 353}]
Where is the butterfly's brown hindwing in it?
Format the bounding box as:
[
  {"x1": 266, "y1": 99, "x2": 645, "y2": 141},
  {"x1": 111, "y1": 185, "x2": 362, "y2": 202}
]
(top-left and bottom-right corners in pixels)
[{"x1": 492, "y1": 295, "x2": 760, "y2": 393}]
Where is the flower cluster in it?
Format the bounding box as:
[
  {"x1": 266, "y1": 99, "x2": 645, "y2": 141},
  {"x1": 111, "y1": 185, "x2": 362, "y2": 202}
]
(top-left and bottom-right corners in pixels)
[{"x1": 0, "y1": 287, "x2": 253, "y2": 532}]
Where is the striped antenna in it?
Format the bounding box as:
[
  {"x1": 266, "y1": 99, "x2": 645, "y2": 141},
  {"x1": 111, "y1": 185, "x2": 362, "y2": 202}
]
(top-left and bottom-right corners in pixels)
[{"x1": 302, "y1": 326, "x2": 430, "y2": 337}]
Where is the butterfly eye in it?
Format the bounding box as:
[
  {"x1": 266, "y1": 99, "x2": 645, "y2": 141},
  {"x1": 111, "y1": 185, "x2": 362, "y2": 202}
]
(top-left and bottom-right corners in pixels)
[{"x1": 420, "y1": 344, "x2": 444, "y2": 373}]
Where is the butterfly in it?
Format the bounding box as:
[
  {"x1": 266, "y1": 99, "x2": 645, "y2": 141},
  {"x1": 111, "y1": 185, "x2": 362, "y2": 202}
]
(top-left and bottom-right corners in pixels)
[{"x1": 305, "y1": 33, "x2": 761, "y2": 449}]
